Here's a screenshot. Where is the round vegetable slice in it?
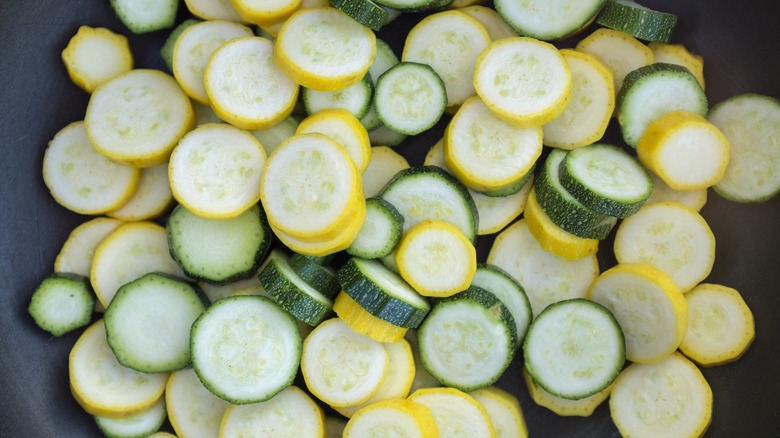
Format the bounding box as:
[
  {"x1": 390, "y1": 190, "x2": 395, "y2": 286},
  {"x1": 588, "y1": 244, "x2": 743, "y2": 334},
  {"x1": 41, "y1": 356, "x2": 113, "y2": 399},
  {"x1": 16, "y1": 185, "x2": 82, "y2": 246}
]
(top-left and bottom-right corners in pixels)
[
  {"x1": 260, "y1": 132, "x2": 363, "y2": 241},
  {"x1": 474, "y1": 37, "x2": 571, "y2": 129},
  {"x1": 219, "y1": 385, "x2": 326, "y2": 436},
  {"x1": 205, "y1": 36, "x2": 299, "y2": 130},
  {"x1": 190, "y1": 295, "x2": 302, "y2": 404},
  {"x1": 43, "y1": 121, "x2": 140, "y2": 215},
  {"x1": 596, "y1": 0, "x2": 678, "y2": 43},
  {"x1": 61, "y1": 25, "x2": 133, "y2": 93},
  {"x1": 301, "y1": 318, "x2": 389, "y2": 407},
  {"x1": 168, "y1": 123, "x2": 267, "y2": 219},
  {"x1": 69, "y1": 320, "x2": 169, "y2": 418},
  {"x1": 274, "y1": 7, "x2": 376, "y2": 91},
  {"x1": 638, "y1": 110, "x2": 731, "y2": 190},
  {"x1": 679, "y1": 283, "x2": 755, "y2": 367},
  {"x1": 344, "y1": 398, "x2": 438, "y2": 438},
  {"x1": 395, "y1": 219, "x2": 477, "y2": 298},
  {"x1": 524, "y1": 298, "x2": 625, "y2": 400},
  {"x1": 104, "y1": 273, "x2": 208, "y2": 373},
  {"x1": 614, "y1": 202, "x2": 715, "y2": 293},
  {"x1": 709, "y1": 93, "x2": 780, "y2": 202},
  {"x1": 587, "y1": 263, "x2": 687, "y2": 364},
  {"x1": 610, "y1": 351, "x2": 712, "y2": 438},
  {"x1": 85, "y1": 69, "x2": 195, "y2": 167}
]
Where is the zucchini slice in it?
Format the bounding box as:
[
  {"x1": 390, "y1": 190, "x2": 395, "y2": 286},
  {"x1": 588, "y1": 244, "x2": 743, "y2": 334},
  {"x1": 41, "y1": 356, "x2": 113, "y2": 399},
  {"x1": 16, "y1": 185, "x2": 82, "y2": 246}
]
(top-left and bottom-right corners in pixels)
[
  {"x1": 596, "y1": 0, "x2": 678, "y2": 43},
  {"x1": 610, "y1": 352, "x2": 712, "y2": 438},
  {"x1": 524, "y1": 298, "x2": 625, "y2": 400},
  {"x1": 617, "y1": 62, "x2": 708, "y2": 148},
  {"x1": 328, "y1": 0, "x2": 389, "y2": 31},
  {"x1": 444, "y1": 96, "x2": 542, "y2": 193},
  {"x1": 407, "y1": 387, "x2": 496, "y2": 437},
  {"x1": 559, "y1": 142, "x2": 653, "y2": 218},
  {"x1": 288, "y1": 252, "x2": 341, "y2": 300},
  {"x1": 257, "y1": 249, "x2": 334, "y2": 326},
  {"x1": 679, "y1": 283, "x2": 755, "y2": 367},
  {"x1": 522, "y1": 366, "x2": 612, "y2": 417},
  {"x1": 104, "y1": 273, "x2": 209, "y2": 373},
  {"x1": 333, "y1": 291, "x2": 408, "y2": 343},
  {"x1": 395, "y1": 219, "x2": 477, "y2": 298},
  {"x1": 468, "y1": 386, "x2": 528, "y2": 438},
  {"x1": 172, "y1": 20, "x2": 254, "y2": 104},
  {"x1": 220, "y1": 386, "x2": 326, "y2": 436},
  {"x1": 614, "y1": 202, "x2": 715, "y2": 293},
  {"x1": 167, "y1": 203, "x2": 273, "y2": 285},
  {"x1": 401, "y1": 10, "x2": 491, "y2": 106},
  {"x1": 301, "y1": 74, "x2": 374, "y2": 121},
  {"x1": 93, "y1": 396, "x2": 167, "y2": 438},
  {"x1": 28, "y1": 273, "x2": 95, "y2": 337},
  {"x1": 333, "y1": 338, "x2": 415, "y2": 418},
  {"x1": 347, "y1": 197, "x2": 404, "y2": 259},
  {"x1": 85, "y1": 69, "x2": 196, "y2": 167},
  {"x1": 587, "y1": 263, "x2": 688, "y2": 364},
  {"x1": 487, "y1": 219, "x2": 600, "y2": 317},
  {"x1": 637, "y1": 110, "x2": 731, "y2": 191},
  {"x1": 709, "y1": 93, "x2": 780, "y2": 203},
  {"x1": 379, "y1": 165, "x2": 478, "y2": 243},
  {"x1": 190, "y1": 295, "x2": 302, "y2": 404},
  {"x1": 374, "y1": 62, "x2": 447, "y2": 135},
  {"x1": 343, "y1": 398, "x2": 438, "y2": 437},
  {"x1": 165, "y1": 368, "x2": 230, "y2": 438},
  {"x1": 274, "y1": 7, "x2": 376, "y2": 91},
  {"x1": 470, "y1": 264, "x2": 532, "y2": 346},
  {"x1": 418, "y1": 286, "x2": 517, "y2": 392},
  {"x1": 533, "y1": 148, "x2": 618, "y2": 240},
  {"x1": 301, "y1": 318, "x2": 389, "y2": 407},
  {"x1": 204, "y1": 36, "x2": 298, "y2": 130},
  {"x1": 168, "y1": 123, "x2": 267, "y2": 220},
  {"x1": 337, "y1": 256, "x2": 430, "y2": 328},
  {"x1": 69, "y1": 320, "x2": 169, "y2": 418},
  {"x1": 494, "y1": 0, "x2": 605, "y2": 41},
  {"x1": 474, "y1": 37, "x2": 571, "y2": 129}
]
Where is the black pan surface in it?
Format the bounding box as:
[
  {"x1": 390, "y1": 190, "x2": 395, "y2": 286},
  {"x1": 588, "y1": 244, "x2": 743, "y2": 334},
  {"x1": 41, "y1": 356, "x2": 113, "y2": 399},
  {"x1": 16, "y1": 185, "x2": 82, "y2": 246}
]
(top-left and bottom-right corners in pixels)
[{"x1": 1, "y1": 1, "x2": 778, "y2": 436}]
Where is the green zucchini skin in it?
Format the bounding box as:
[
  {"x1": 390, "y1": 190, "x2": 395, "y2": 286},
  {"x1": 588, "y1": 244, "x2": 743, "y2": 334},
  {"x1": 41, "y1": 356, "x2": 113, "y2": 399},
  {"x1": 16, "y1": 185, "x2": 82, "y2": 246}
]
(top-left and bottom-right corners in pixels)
[
  {"x1": 288, "y1": 252, "x2": 341, "y2": 300},
  {"x1": 328, "y1": 0, "x2": 389, "y2": 31},
  {"x1": 167, "y1": 204, "x2": 273, "y2": 285},
  {"x1": 596, "y1": 0, "x2": 678, "y2": 43},
  {"x1": 559, "y1": 143, "x2": 653, "y2": 218},
  {"x1": 337, "y1": 257, "x2": 430, "y2": 328},
  {"x1": 257, "y1": 250, "x2": 333, "y2": 327},
  {"x1": 533, "y1": 149, "x2": 618, "y2": 240},
  {"x1": 375, "y1": 62, "x2": 447, "y2": 136}
]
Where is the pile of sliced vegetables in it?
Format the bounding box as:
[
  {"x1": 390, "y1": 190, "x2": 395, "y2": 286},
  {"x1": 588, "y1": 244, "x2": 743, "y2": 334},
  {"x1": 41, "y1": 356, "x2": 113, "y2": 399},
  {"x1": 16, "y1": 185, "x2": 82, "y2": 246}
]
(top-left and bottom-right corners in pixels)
[{"x1": 27, "y1": 0, "x2": 780, "y2": 436}]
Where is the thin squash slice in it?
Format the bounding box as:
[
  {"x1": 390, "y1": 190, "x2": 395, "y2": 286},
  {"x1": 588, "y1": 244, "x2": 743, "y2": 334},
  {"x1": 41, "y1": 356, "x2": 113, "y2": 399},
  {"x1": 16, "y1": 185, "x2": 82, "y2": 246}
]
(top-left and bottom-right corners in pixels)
[
  {"x1": 637, "y1": 110, "x2": 731, "y2": 190},
  {"x1": 61, "y1": 25, "x2": 133, "y2": 93},
  {"x1": 587, "y1": 262, "x2": 688, "y2": 364},
  {"x1": 274, "y1": 7, "x2": 376, "y2": 92},
  {"x1": 610, "y1": 351, "x2": 712, "y2": 438},
  {"x1": 474, "y1": 37, "x2": 571, "y2": 128},
  {"x1": 679, "y1": 283, "x2": 755, "y2": 367}
]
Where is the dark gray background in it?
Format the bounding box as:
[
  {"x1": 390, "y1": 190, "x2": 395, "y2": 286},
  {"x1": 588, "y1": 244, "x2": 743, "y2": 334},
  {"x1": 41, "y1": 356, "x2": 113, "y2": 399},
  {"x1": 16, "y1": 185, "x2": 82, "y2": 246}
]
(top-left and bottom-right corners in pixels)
[{"x1": 1, "y1": 1, "x2": 778, "y2": 436}]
